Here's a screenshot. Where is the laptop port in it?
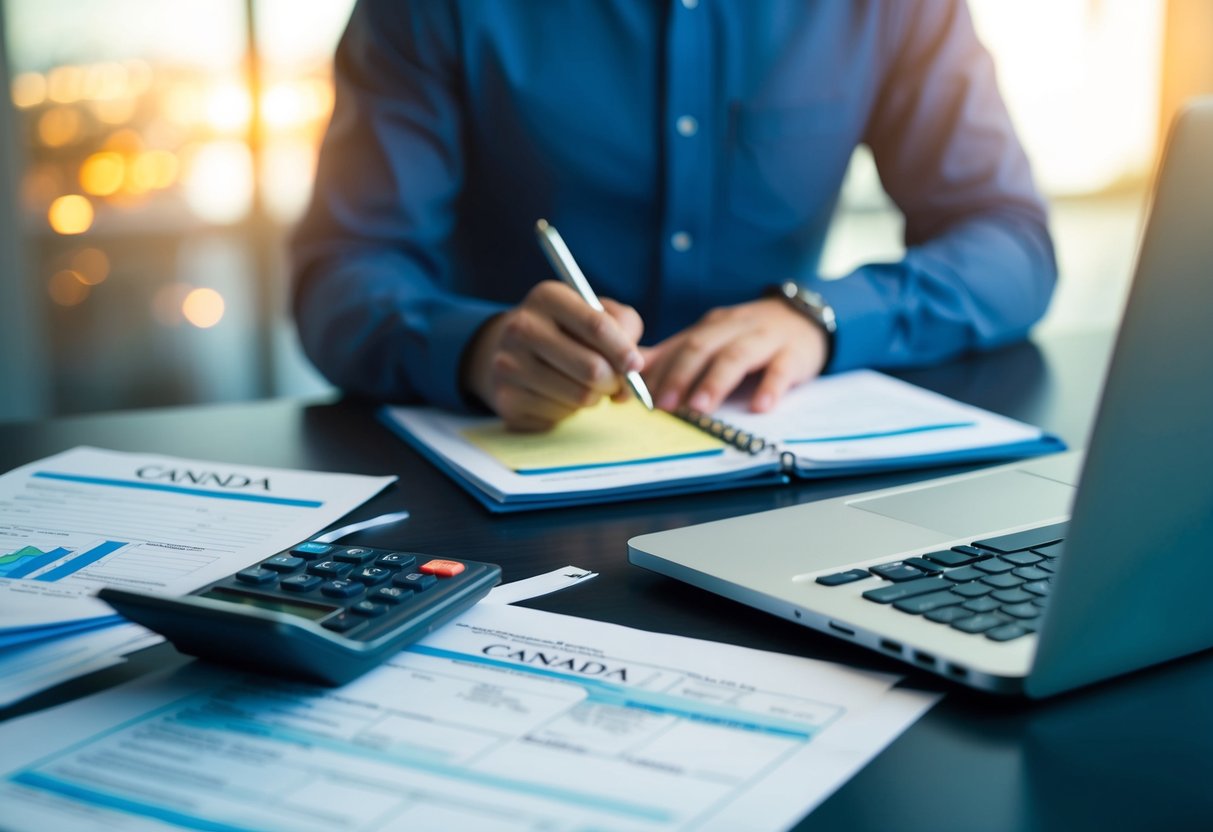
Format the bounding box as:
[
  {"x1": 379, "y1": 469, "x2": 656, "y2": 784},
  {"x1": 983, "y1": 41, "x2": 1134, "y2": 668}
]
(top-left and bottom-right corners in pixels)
[
  {"x1": 879, "y1": 639, "x2": 902, "y2": 654},
  {"x1": 913, "y1": 651, "x2": 936, "y2": 667},
  {"x1": 828, "y1": 621, "x2": 855, "y2": 636},
  {"x1": 946, "y1": 663, "x2": 968, "y2": 679}
]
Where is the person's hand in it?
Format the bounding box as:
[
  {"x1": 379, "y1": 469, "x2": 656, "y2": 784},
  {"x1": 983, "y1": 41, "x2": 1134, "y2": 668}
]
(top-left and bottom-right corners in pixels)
[
  {"x1": 462, "y1": 280, "x2": 645, "y2": 431},
  {"x1": 643, "y1": 297, "x2": 828, "y2": 414}
]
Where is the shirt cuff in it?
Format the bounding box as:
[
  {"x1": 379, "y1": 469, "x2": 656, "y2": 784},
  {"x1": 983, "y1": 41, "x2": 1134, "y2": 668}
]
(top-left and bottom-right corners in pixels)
[
  {"x1": 412, "y1": 299, "x2": 506, "y2": 412},
  {"x1": 808, "y1": 267, "x2": 898, "y2": 373}
]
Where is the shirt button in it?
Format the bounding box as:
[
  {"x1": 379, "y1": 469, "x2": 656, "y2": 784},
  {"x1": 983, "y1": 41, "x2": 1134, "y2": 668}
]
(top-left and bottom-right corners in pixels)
[
  {"x1": 675, "y1": 115, "x2": 698, "y2": 137},
  {"x1": 681, "y1": 0, "x2": 699, "y2": 8},
  {"x1": 670, "y1": 232, "x2": 693, "y2": 252}
]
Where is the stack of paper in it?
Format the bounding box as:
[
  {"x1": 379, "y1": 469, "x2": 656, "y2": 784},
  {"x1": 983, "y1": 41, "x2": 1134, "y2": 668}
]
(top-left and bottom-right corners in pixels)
[
  {"x1": 0, "y1": 447, "x2": 395, "y2": 707},
  {"x1": 0, "y1": 599, "x2": 939, "y2": 831}
]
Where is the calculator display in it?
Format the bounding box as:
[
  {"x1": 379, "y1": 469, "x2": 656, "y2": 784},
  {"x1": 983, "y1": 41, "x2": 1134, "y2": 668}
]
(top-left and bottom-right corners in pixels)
[{"x1": 201, "y1": 587, "x2": 337, "y2": 620}]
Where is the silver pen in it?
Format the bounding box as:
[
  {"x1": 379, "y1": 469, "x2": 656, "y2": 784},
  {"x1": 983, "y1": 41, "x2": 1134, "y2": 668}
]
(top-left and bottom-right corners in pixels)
[{"x1": 534, "y1": 218, "x2": 655, "y2": 410}]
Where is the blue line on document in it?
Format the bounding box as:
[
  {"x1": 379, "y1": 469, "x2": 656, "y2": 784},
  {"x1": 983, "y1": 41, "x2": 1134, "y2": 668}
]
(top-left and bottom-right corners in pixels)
[
  {"x1": 515, "y1": 447, "x2": 724, "y2": 476},
  {"x1": 781, "y1": 421, "x2": 975, "y2": 444},
  {"x1": 10, "y1": 773, "x2": 262, "y2": 832},
  {"x1": 32, "y1": 472, "x2": 323, "y2": 507}
]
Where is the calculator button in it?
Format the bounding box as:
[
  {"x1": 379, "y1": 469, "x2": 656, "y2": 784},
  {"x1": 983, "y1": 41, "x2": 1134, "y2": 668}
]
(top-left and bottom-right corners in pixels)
[
  {"x1": 333, "y1": 547, "x2": 378, "y2": 564},
  {"x1": 309, "y1": 560, "x2": 352, "y2": 578},
  {"x1": 393, "y1": 572, "x2": 437, "y2": 592},
  {"x1": 376, "y1": 552, "x2": 417, "y2": 570},
  {"x1": 291, "y1": 542, "x2": 333, "y2": 560},
  {"x1": 321, "y1": 612, "x2": 362, "y2": 633},
  {"x1": 320, "y1": 579, "x2": 365, "y2": 599},
  {"x1": 419, "y1": 559, "x2": 465, "y2": 578},
  {"x1": 350, "y1": 600, "x2": 388, "y2": 618},
  {"x1": 235, "y1": 567, "x2": 278, "y2": 585},
  {"x1": 351, "y1": 566, "x2": 393, "y2": 586},
  {"x1": 280, "y1": 574, "x2": 323, "y2": 593},
  {"x1": 262, "y1": 555, "x2": 305, "y2": 573},
  {"x1": 371, "y1": 587, "x2": 410, "y2": 605}
]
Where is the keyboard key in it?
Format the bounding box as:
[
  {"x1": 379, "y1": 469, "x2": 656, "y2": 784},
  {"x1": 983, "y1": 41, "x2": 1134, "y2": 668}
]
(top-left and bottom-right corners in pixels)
[
  {"x1": 394, "y1": 572, "x2": 438, "y2": 592},
  {"x1": 921, "y1": 549, "x2": 977, "y2": 568},
  {"x1": 290, "y1": 542, "x2": 333, "y2": 560},
  {"x1": 320, "y1": 579, "x2": 364, "y2": 599},
  {"x1": 1001, "y1": 602, "x2": 1041, "y2": 619},
  {"x1": 942, "y1": 566, "x2": 987, "y2": 583},
  {"x1": 991, "y1": 588, "x2": 1034, "y2": 604},
  {"x1": 981, "y1": 573, "x2": 1025, "y2": 589},
  {"x1": 816, "y1": 569, "x2": 871, "y2": 587},
  {"x1": 377, "y1": 552, "x2": 417, "y2": 570},
  {"x1": 972, "y1": 522, "x2": 1068, "y2": 554},
  {"x1": 420, "y1": 559, "x2": 466, "y2": 578},
  {"x1": 351, "y1": 566, "x2": 393, "y2": 586},
  {"x1": 321, "y1": 612, "x2": 361, "y2": 633},
  {"x1": 280, "y1": 574, "x2": 322, "y2": 593},
  {"x1": 902, "y1": 557, "x2": 943, "y2": 576},
  {"x1": 1011, "y1": 566, "x2": 1051, "y2": 582},
  {"x1": 952, "y1": 613, "x2": 1010, "y2": 634},
  {"x1": 1031, "y1": 541, "x2": 1065, "y2": 559},
  {"x1": 262, "y1": 555, "x2": 305, "y2": 573},
  {"x1": 963, "y1": 597, "x2": 1001, "y2": 613},
  {"x1": 951, "y1": 545, "x2": 988, "y2": 559},
  {"x1": 951, "y1": 582, "x2": 992, "y2": 598},
  {"x1": 870, "y1": 562, "x2": 928, "y2": 582},
  {"x1": 1036, "y1": 561, "x2": 1058, "y2": 574},
  {"x1": 862, "y1": 577, "x2": 951, "y2": 604},
  {"x1": 974, "y1": 558, "x2": 1016, "y2": 575},
  {"x1": 893, "y1": 590, "x2": 964, "y2": 614},
  {"x1": 1022, "y1": 580, "x2": 1051, "y2": 597},
  {"x1": 235, "y1": 567, "x2": 277, "y2": 585},
  {"x1": 1002, "y1": 551, "x2": 1043, "y2": 566},
  {"x1": 925, "y1": 606, "x2": 973, "y2": 624},
  {"x1": 371, "y1": 586, "x2": 411, "y2": 605},
  {"x1": 309, "y1": 560, "x2": 352, "y2": 578},
  {"x1": 986, "y1": 623, "x2": 1033, "y2": 642},
  {"x1": 350, "y1": 600, "x2": 388, "y2": 617},
  {"x1": 333, "y1": 547, "x2": 378, "y2": 564}
]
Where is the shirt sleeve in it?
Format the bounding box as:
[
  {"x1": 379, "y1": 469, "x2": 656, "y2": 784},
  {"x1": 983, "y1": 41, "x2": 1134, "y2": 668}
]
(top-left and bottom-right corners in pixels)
[
  {"x1": 290, "y1": 0, "x2": 503, "y2": 410},
  {"x1": 820, "y1": 0, "x2": 1057, "y2": 373}
]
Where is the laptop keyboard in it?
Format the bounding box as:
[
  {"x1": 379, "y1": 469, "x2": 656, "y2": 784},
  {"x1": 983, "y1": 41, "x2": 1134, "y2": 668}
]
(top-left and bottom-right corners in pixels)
[{"x1": 815, "y1": 522, "x2": 1067, "y2": 643}]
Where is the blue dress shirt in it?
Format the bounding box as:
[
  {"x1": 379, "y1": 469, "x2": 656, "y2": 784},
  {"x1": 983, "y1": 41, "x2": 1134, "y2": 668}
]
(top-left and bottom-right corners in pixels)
[{"x1": 292, "y1": 0, "x2": 1056, "y2": 411}]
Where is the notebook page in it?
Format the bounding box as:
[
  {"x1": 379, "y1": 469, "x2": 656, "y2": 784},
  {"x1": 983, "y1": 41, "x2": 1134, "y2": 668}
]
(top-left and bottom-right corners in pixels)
[
  {"x1": 716, "y1": 370, "x2": 1043, "y2": 465},
  {"x1": 461, "y1": 398, "x2": 725, "y2": 473}
]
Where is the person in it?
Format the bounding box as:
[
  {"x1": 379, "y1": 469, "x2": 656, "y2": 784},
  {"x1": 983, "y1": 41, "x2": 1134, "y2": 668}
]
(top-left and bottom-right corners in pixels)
[{"x1": 291, "y1": 0, "x2": 1056, "y2": 431}]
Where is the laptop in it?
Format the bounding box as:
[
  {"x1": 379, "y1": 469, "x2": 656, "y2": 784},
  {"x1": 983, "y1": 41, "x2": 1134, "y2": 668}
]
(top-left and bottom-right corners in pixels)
[{"x1": 628, "y1": 98, "x2": 1213, "y2": 697}]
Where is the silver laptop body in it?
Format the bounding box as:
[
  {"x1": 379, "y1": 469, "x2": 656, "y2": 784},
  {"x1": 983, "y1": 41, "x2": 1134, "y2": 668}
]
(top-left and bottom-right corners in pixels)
[{"x1": 628, "y1": 99, "x2": 1213, "y2": 697}]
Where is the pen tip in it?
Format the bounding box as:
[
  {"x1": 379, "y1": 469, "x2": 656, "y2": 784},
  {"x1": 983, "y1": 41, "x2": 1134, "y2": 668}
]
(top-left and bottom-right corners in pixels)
[{"x1": 535, "y1": 218, "x2": 549, "y2": 232}]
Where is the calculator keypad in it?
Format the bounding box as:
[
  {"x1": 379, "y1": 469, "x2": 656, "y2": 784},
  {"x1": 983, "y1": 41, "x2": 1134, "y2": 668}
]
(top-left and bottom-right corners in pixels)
[{"x1": 211, "y1": 546, "x2": 481, "y2": 639}]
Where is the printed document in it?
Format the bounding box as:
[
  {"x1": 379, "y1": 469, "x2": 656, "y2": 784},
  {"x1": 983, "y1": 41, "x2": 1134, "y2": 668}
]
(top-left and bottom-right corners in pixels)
[
  {"x1": 0, "y1": 446, "x2": 396, "y2": 629},
  {"x1": 0, "y1": 603, "x2": 938, "y2": 831}
]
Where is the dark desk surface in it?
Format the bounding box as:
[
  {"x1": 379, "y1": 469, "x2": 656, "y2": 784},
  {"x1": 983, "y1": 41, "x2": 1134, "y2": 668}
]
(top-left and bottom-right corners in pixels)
[{"x1": 3, "y1": 330, "x2": 1210, "y2": 831}]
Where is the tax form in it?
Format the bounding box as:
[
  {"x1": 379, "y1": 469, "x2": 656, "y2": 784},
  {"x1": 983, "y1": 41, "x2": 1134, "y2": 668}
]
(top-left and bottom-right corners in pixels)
[
  {"x1": 0, "y1": 603, "x2": 938, "y2": 831},
  {"x1": 0, "y1": 446, "x2": 396, "y2": 629}
]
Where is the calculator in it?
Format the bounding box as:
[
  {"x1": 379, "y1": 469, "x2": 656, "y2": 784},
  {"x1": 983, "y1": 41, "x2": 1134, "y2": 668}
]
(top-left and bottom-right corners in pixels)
[{"x1": 99, "y1": 542, "x2": 502, "y2": 685}]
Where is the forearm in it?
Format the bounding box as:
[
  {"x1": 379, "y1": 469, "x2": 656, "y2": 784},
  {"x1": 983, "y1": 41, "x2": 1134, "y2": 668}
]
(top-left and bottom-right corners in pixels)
[
  {"x1": 295, "y1": 250, "x2": 505, "y2": 409},
  {"x1": 823, "y1": 209, "x2": 1056, "y2": 373}
]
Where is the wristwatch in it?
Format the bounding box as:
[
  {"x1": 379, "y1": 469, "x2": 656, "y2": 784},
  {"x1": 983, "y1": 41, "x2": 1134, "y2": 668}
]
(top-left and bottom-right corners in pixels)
[{"x1": 767, "y1": 280, "x2": 837, "y2": 366}]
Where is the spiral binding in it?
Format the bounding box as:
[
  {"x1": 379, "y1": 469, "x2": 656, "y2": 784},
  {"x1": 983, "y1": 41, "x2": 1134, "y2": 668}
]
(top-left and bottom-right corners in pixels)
[{"x1": 675, "y1": 407, "x2": 768, "y2": 455}]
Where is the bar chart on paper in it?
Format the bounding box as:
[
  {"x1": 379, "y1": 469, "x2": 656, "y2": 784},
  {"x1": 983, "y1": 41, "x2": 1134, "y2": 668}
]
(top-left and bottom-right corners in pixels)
[{"x1": 0, "y1": 540, "x2": 133, "y2": 582}]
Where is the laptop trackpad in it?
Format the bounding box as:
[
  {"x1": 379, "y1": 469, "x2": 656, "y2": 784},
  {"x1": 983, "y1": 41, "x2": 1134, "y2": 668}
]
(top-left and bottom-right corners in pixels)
[{"x1": 849, "y1": 470, "x2": 1076, "y2": 538}]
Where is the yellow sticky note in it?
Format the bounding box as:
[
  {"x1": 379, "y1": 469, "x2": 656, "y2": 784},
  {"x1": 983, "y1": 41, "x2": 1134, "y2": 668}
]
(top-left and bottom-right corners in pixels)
[{"x1": 461, "y1": 399, "x2": 725, "y2": 473}]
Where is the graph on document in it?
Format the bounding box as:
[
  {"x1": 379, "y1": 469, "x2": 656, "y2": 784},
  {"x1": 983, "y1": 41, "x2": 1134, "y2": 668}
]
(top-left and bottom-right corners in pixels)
[{"x1": 0, "y1": 532, "x2": 217, "y2": 589}]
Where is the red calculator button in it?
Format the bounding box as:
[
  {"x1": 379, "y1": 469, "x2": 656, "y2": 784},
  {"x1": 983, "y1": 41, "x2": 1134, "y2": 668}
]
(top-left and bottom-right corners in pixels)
[{"x1": 419, "y1": 559, "x2": 465, "y2": 578}]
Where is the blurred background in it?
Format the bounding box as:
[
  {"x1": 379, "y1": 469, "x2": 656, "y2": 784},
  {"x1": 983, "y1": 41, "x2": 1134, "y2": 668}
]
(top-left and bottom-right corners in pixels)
[{"x1": 1, "y1": 0, "x2": 1211, "y2": 424}]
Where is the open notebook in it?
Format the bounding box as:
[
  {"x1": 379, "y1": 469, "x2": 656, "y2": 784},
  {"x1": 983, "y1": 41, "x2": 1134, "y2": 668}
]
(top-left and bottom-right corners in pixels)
[{"x1": 381, "y1": 369, "x2": 1064, "y2": 512}]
